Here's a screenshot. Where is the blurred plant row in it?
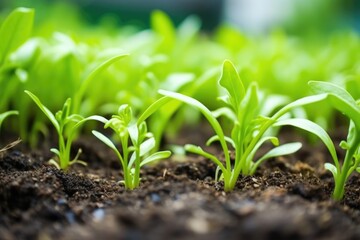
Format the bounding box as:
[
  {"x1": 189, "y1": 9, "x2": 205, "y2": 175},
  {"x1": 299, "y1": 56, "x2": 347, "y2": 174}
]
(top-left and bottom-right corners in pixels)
[{"x1": 2, "y1": 8, "x2": 359, "y2": 144}]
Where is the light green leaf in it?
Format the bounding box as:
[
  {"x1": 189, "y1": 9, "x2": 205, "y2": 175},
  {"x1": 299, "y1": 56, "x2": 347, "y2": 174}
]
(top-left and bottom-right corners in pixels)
[
  {"x1": 274, "y1": 118, "x2": 339, "y2": 169},
  {"x1": 250, "y1": 142, "x2": 302, "y2": 174},
  {"x1": 137, "y1": 96, "x2": 170, "y2": 125},
  {"x1": 212, "y1": 107, "x2": 236, "y2": 121},
  {"x1": 238, "y1": 82, "x2": 259, "y2": 126},
  {"x1": 151, "y1": 10, "x2": 175, "y2": 48},
  {"x1": 0, "y1": 8, "x2": 34, "y2": 65},
  {"x1": 246, "y1": 136, "x2": 279, "y2": 168},
  {"x1": 325, "y1": 163, "x2": 338, "y2": 178},
  {"x1": 159, "y1": 89, "x2": 231, "y2": 168},
  {"x1": 128, "y1": 124, "x2": 139, "y2": 145},
  {"x1": 309, "y1": 81, "x2": 360, "y2": 129},
  {"x1": 206, "y1": 135, "x2": 235, "y2": 148},
  {"x1": 185, "y1": 144, "x2": 226, "y2": 174},
  {"x1": 139, "y1": 137, "x2": 155, "y2": 156},
  {"x1": 92, "y1": 130, "x2": 117, "y2": 152},
  {"x1": 50, "y1": 148, "x2": 60, "y2": 157},
  {"x1": 273, "y1": 94, "x2": 327, "y2": 120},
  {"x1": 74, "y1": 54, "x2": 128, "y2": 112},
  {"x1": 309, "y1": 81, "x2": 356, "y2": 107},
  {"x1": 160, "y1": 73, "x2": 195, "y2": 92},
  {"x1": 219, "y1": 60, "x2": 245, "y2": 113},
  {"x1": 140, "y1": 151, "x2": 171, "y2": 167},
  {"x1": 25, "y1": 90, "x2": 60, "y2": 133}
]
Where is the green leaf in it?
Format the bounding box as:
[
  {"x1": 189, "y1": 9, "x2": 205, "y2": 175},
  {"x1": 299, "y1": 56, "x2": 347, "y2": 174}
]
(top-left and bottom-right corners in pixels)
[
  {"x1": 274, "y1": 118, "x2": 339, "y2": 169},
  {"x1": 140, "y1": 151, "x2": 171, "y2": 167},
  {"x1": 139, "y1": 137, "x2": 156, "y2": 156},
  {"x1": 159, "y1": 89, "x2": 231, "y2": 168},
  {"x1": 273, "y1": 94, "x2": 327, "y2": 120},
  {"x1": 219, "y1": 60, "x2": 245, "y2": 113},
  {"x1": 25, "y1": 90, "x2": 60, "y2": 133},
  {"x1": 151, "y1": 10, "x2": 176, "y2": 48},
  {"x1": 50, "y1": 148, "x2": 60, "y2": 157},
  {"x1": 185, "y1": 144, "x2": 227, "y2": 174},
  {"x1": 128, "y1": 124, "x2": 139, "y2": 145},
  {"x1": 60, "y1": 98, "x2": 72, "y2": 122},
  {"x1": 137, "y1": 96, "x2": 171, "y2": 125},
  {"x1": 74, "y1": 54, "x2": 128, "y2": 112},
  {"x1": 92, "y1": 130, "x2": 117, "y2": 152},
  {"x1": 128, "y1": 137, "x2": 156, "y2": 167},
  {"x1": 250, "y1": 142, "x2": 302, "y2": 174},
  {"x1": 206, "y1": 135, "x2": 235, "y2": 148},
  {"x1": 0, "y1": 8, "x2": 34, "y2": 65},
  {"x1": 309, "y1": 81, "x2": 360, "y2": 129},
  {"x1": 238, "y1": 82, "x2": 259, "y2": 126},
  {"x1": 309, "y1": 81, "x2": 356, "y2": 107},
  {"x1": 325, "y1": 163, "x2": 338, "y2": 178},
  {"x1": 212, "y1": 107, "x2": 236, "y2": 121},
  {"x1": 243, "y1": 136, "x2": 279, "y2": 173},
  {"x1": 160, "y1": 73, "x2": 195, "y2": 92}
]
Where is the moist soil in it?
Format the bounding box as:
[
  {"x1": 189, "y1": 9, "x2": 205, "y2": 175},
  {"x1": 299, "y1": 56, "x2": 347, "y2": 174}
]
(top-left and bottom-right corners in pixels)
[{"x1": 1, "y1": 128, "x2": 360, "y2": 240}]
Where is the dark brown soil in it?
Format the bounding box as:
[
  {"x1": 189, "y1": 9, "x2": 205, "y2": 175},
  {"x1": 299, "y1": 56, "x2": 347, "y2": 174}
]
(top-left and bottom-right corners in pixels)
[{"x1": 1, "y1": 130, "x2": 360, "y2": 240}]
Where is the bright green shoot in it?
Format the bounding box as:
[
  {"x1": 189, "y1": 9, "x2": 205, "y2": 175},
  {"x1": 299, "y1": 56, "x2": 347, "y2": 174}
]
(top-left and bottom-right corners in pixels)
[
  {"x1": 93, "y1": 104, "x2": 171, "y2": 190},
  {"x1": 309, "y1": 81, "x2": 360, "y2": 200},
  {"x1": 25, "y1": 90, "x2": 107, "y2": 170},
  {"x1": 159, "y1": 60, "x2": 336, "y2": 192}
]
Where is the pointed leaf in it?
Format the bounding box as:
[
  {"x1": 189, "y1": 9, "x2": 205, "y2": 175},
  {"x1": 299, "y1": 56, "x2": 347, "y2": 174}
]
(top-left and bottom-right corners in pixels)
[
  {"x1": 273, "y1": 94, "x2": 327, "y2": 120},
  {"x1": 219, "y1": 60, "x2": 245, "y2": 112},
  {"x1": 309, "y1": 81, "x2": 360, "y2": 129},
  {"x1": 50, "y1": 148, "x2": 60, "y2": 157},
  {"x1": 185, "y1": 144, "x2": 226, "y2": 174},
  {"x1": 92, "y1": 130, "x2": 117, "y2": 152},
  {"x1": 140, "y1": 151, "x2": 171, "y2": 167},
  {"x1": 206, "y1": 135, "x2": 235, "y2": 148},
  {"x1": 274, "y1": 118, "x2": 339, "y2": 169},
  {"x1": 25, "y1": 90, "x2": 60, "y2": 133},
  {"x1": 251, "y1": 142, "x2": 302, "y2": 174},
  {"x1": 325, "y1": 163, "x2": 338, "y2": 178}
]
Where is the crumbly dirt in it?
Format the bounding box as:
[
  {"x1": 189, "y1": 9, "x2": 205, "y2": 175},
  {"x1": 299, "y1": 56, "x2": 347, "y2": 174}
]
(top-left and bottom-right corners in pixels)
[{"x1": 1, "y1": 129, "x2": 360, "y2": 240}]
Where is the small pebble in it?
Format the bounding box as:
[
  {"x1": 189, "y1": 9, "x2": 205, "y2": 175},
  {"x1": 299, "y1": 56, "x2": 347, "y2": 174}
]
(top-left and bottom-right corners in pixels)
[
  {"x1": 150, "y1": 193, "x2": 161, "y2": 203},
  {"x1": 92, "y1": 208, "x2": 105, "y2": 222}
]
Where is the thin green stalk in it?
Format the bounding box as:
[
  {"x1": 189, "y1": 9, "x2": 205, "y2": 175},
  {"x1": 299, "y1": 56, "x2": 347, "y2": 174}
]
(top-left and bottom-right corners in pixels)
[{"x1": 333, "y1": 134, "x2": 360, "y2": 200}]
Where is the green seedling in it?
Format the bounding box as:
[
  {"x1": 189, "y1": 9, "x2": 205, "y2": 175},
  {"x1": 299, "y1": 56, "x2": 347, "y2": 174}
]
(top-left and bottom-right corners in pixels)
[
  {"x1": 309, "y1": 81, "x2": 360, "y2": 200},
  {"x1": 159, "y1": 60, "x2": 336, "y2": 191},
  {"x1": 25, "y1": 90, "x2": 106, "y2": 170},
  {"x1": 93, "y1": 104, "x2": 171, "y2": 190}
]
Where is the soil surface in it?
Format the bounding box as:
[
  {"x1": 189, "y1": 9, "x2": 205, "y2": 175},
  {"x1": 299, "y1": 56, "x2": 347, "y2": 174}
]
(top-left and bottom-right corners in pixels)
[{"x1": 1, "y1": 129, "x2": 360, "y2": 240}]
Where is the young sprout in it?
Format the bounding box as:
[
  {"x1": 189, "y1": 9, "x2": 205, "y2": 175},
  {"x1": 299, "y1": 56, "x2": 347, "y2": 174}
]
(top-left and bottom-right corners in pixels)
[
  {"x1": 309, "y1": 81, "x2": 360, "y2": 200},
  {"x1": 25, "y1": 90, "x2": 106, "y2": 170},
  {"x1": 93, "y1": 104, "x2": 171, "y2": 190},
  {"x1": 159, "y1": 60, "x2": 336, "y2": 191}
]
